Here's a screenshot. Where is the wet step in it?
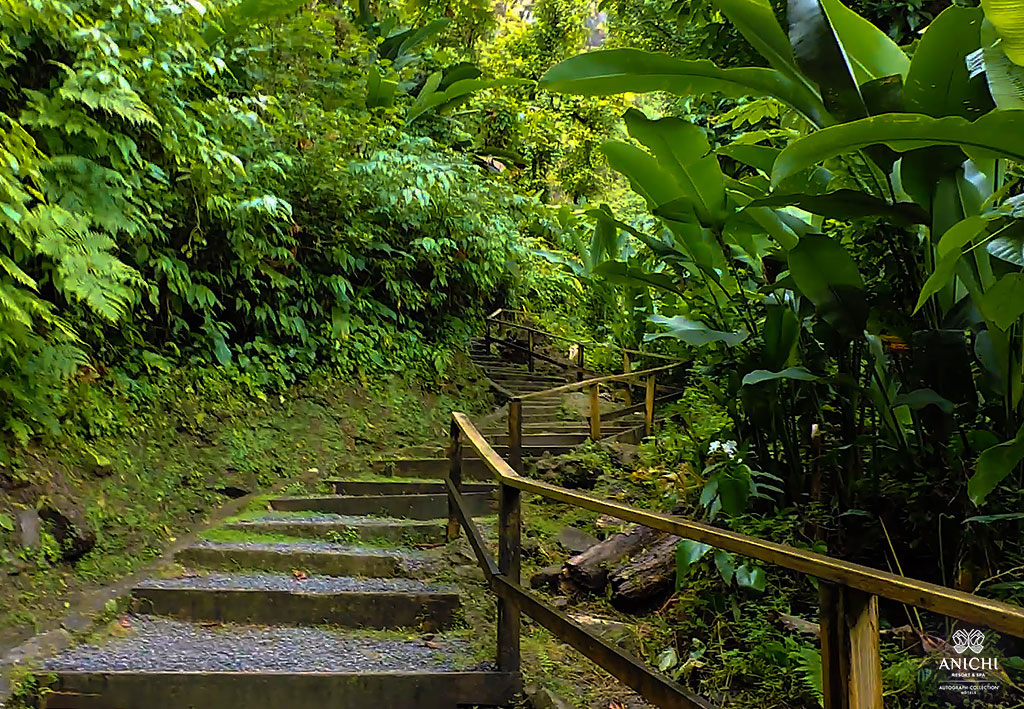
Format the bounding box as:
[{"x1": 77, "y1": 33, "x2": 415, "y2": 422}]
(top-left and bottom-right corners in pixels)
[
  {"x1": 40, "y1": 616, "x2": 517, "y2": 709},
  {"x1": 224, "y1": 513, "x2": 448, "y2": 544},
  {"x1": 270, "y1": 492, "x2": 495, "y2": 519},
  {"x1": 176, "y1": 539, "x2": 428, "y2": 577},
  {"x1": 464, "y1": 445, "x2": 577, "y2": 459},
  {"x1": 328, "y1": 480, "x2": 495, "y2": 496},
  {"x1": 385, "y1": 458, "x2": 492, "y2": 480},
  {"x1": 487, "y1": 432, "x2": 593, "y2": 446},
  {"x1": 132, "y1": 572, "x2": 460, "y2": 629}
]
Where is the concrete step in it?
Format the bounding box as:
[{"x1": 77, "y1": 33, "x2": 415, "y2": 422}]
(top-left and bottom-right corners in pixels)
[
  {"x1": 385, "y1": 458, "x2": 492, "y2": 480},
  {"x1": 176, "y1": 540, "x2": 421, "y2": 577},
  {"x1": 132, "y1": 573, "x2": 460, "y2": 630},
  {"x1": 224, "y1": 515, "x2": 448, "y2": 544},
  {"x1": 327, "y1": 480, "x2": 495, "y2": 496},
  {"x1": 40, "y1": 617, "x2": 519, "y2": 709},
  {"x1": 269, "y1": 493, "x2": 495, "y2": 519}
]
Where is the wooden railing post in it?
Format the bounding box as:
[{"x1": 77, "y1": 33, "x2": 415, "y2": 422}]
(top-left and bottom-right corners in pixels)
[
  {"x1": 644, "y1": 374, "x2": 656, "y2": 437},
  {"x1": 527, "y1": 330, "x2": 535, "y2": 373},
  {"x1": 589, "y1": 383, "x2": 601, "y2": 441},
  {"x1": 623, "y1": 352, "x2": 632, "y2": 407},
  {"x1": 577, "y1": 343, "x2": 585, "y2": 381},
  {"x1": 497, "y1": 480, "x2": 521, "y2": 673},
  {"x1": 484, "y1": 318, "x2": 492, "y2": 354},
  {"x1": 446, "y1": 418, "x2": 462, "y2": 542},
  {"x1": 820, "y1": 583, "x2": 882, "y2": 709},
  {"x1": 508, "y1": 398, "x2": 523, "y2": 474}
]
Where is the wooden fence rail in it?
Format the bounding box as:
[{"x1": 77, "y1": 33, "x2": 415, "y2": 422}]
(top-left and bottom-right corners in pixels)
[{"x1": 446, "y1": 412, "x2": 1024, "y2": 709}]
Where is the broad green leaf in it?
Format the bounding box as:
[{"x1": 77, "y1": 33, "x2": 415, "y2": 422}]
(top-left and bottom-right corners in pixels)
[
  {"x1": 762, "y1": 306, "x2": 800, "y2": 369},
  {"x1": 983, "y1": 0, "x2": 1024, "y2": 65},
  {"x1": 601, "y1": 142, "x2": 686, "y2": 211},
  {"x1": 735, "y1": 563, "x2": 767, "y2": 591},
  {"x1": 407, "y1": 77, "x2": 532, "y2": 123},
  {"x1": 787, "y1": 234, "x2": 866, "y2": 333},
  {"x1": 714, "y1": 550, "x2": 736, "y2": 584},
  {"x1": 656, "y1": 647, "x2": 679, "y2": 672},
  {"x1": 623, "y1": 110, "x2": 728, "y2": 225},
  {"x1": 969, "y1": 422, "x2": 1024, "y2": 505},
  {"x1": 964, "y1": 513, "x2": 1024, "y2": 524},
  {"x1": 788, "y1": 0, "x2": 867, "y2": 121},
  {"x1": 982, "y1": 20, "x2": 1024, "y2": 109},
  {"x1": 212, "y1": 334, "x2": 232, "y2": 366},
  {"x1": 819, "y1": 0, "x2": 910, "y2": 82},
  {"x1": 905, "y1": 6, "x2": 993, "y2": 120},
  {"x1": 718, "y1": 468, "x2": 751, "y2": 515},
  {"x1": 773, "y1": 112, "x2": 1024, "y2": 186},
  {"x1": 750, "y1": 190, "x2": 927, "y2": 225},
  {"x1": 718, "y1": 144, "x2": 780, "y2": 173},
  {"x1": 986, "y1": 221, "x2": 1024, "y2": 266},
  {"x1": 742, "y1": 367, "x2": 820, "y2": 385},
  {"x1": 914, "y1": 216, "x2": 989, "y2": 313},
  {"x1": 676, "y1": 540, "x2": 712, "y2": 586},
  {"x1": 592, "y1": 261, "x2": 685, "y2": 297},
  {"x1": 0, "y1": 513, "x2": 12, "y2": 532},
  {"x1": 892, "y1": 388, "x2": 954, "y2": 415},
  {"x1": 646, "y1": 314, "x2": 749, "y2": 347},
  {"x1": 540, "y1": 50, "x2": 830, "y2": 127},
  {"x1": 980, "y1": 273, "x2": 1024, "y2": 330}
]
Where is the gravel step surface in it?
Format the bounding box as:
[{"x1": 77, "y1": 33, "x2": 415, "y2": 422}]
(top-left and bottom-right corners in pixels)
[
  {"x1": 189, "y1": 539, "x2": 418, "y2": 556},
  {"x1": 232, "y1": 514, "x2": 411, "y2": 525},
  {"x1": 137, "y1": 572, "x2": 454, "y2": 594},
  {"x1": 43, "y1": 616, "x2": 474, "y2": 673}
]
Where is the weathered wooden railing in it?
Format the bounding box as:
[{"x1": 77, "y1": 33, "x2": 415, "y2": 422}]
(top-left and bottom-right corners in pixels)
[
  {"x1": 505, "y1": 360, "x2": 688, "y2": 471},
  {"x1": 484, "y1": 308, "x2": 683, "y2": 382},
  {"x1": 446, "y1": 412, "x2": 1024, "y2": 709}
]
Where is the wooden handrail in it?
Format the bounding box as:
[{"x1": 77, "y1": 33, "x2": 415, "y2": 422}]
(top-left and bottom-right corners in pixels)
[
  {"x1": 448, "y1": 410, "x2": 1024, "y2": 709},
  {"x1": 513, "y1": 361, "x2": 687, "y2": 402},
  {"x1": 453, "y1": 412, "x2": 1024, "y2": 637}
]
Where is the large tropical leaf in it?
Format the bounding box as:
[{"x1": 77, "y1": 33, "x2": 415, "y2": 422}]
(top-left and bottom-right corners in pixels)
[
  {"x1": 645, "y1": 314, "x2": 749, "y2": 347},
  {"x1": 914, "y1": 216, "x2": 989, "y2": 313},
  {"x1": 742, "y1": 367, "x2": 820, "y2": 385},
  {"x1": 904, "y1": 6, "x2": 993, "y2": 119},
  {"x1": 623, "y1": 110, "x2": 728, "y2": 225},
  {"x1": 980, "y1": 273, "x2": 1024, "y2": 330},
  {"x1": 407, "y1": 77, "x2": 531, "y2": 123},
  {"x1": 601, "y1": 142, "x2": 688, "y2": 212},
  {"x1": 819, "y1": 0, "x2": 910, "y2": 82},
  {"x1": 750, "y1": 190, "x2": 927, "y2": 225},
  {"x1": 772, "y1": 112, "x2": 1024, "y2": 185},
  {"x1": 788, "y1": 0, "x2": 867, "y2": 121},
  {"x1": 982, "y1": 20, "x2": 1024, "y2": 109},
  {"x1": 539, "y1": 49, "x2": 830, "y2": 127},
  {"x1": 969, "y1": 422, "x2": 1024, "y2": 505},
  {"x1": 592, "y1": 261, "x2": 685, "y2": 296},
  {"x1": 983, "y1": 0, "x2": 1024, "y2": 66},
  {"x1": 787, "y1": 234, "x2": 867, "y2": 334}
]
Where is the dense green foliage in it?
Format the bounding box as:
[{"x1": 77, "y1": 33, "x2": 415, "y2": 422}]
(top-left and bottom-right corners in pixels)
[{"x1": 0, "y1": 0, "x2": 574, "y2": 449}]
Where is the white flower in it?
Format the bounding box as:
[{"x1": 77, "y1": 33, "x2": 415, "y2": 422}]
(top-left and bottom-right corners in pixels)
[{"x1": 709, "y1": 440, "x2": 739, "y2": 458}]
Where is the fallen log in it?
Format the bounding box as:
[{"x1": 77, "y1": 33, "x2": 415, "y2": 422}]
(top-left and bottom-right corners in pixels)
[
  {"x1": 609, "y1": 533, "x2": 679, "y2": 611},
  {"x1": 564, "y1": 525, "x2": 660, "y2": 592}
]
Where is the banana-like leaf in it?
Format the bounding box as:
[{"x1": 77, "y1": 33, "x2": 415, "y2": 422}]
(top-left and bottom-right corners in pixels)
[
  {"x1": 892, "y1": 388, "x2": 954, "y2": 415},
  {"x1": 987, "y1": 220, "x2": 1024, "y2": 266},
  {"x1": 772, "y1": 112, "x2": 1024, "y2": 186},
  {"x1": 980, "y1": 273, "x2": 1024, "y2": 330},
  {"x1": 718, "y1": 144, "x2": 780, "y2": 173},
  {"x1": 601, "y1": 141, "x2": 688, "y2": 211},
  {"x1": 623, "y1": 109, "x2": 728, "y2": 225},
  {"x1": 592, "y1": 261, "x2": 686, "y2": 296},
  {"x1": 819, "y1": 0, "x2": 910, "y2": 82},
  {"x1": 787, "y1": 233, "x2": 867, "y2": 334},
  {"x1": 905, "y1": 6, "x2": 993, "y2": 119},
  {"x1": 750, "y1": 190, "x2": 928, "y2": 225},
  {"x1": 539, "y1": 49, "x2": 830, "y2": 127},
  {"x1": 788, "y1": 0, "x2": 868, "y2": 121},
  {"x1": 761, "y1": 306, "x2": 800, "y2": 369},
  {"x1": 982, "y1": 0, "x2": 1024, "y2": 66},
  {"x1": 645, "y1": 314, "x2": 749, "y2": 347},
  {"x1": 982, "y1": 20, "x2": 1024, "y2": 109},
  {"x1": 742, "y1": 367, "x2": 820, "y2": 385},
  {"x1": 969, "y1": 422, "x2": 1024, "y2": 506},
  {"x1": 914, "y1": 216, "x2": 988, "y2": 313},
  {"x1": 407, "y1": 77, "x2": 532, "y2": 123}
]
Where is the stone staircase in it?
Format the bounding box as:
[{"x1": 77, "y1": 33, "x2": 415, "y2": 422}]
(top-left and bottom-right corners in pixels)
[
  {"x1": 29, "y1": 337, "x2": 632, "y2": 709},
  {"x1": 35, "y1": 477, "x2": 516, "y2": 709}
]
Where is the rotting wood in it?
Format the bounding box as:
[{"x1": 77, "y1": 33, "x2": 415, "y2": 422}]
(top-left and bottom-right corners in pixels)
[
  {"x1": 564, "y1": 525, "x2": 660, "y2": 592},
  {"x1": 609, "y1": 533, "x2": 679, "y2": 611}
]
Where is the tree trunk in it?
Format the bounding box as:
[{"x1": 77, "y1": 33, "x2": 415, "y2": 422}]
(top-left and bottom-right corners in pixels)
[
  {"x1": 564, "y1": 525, "x2": 660, "y2": 592},
  {"x1": 609, "y1": 533, "x2": 679, "y2": 611}
]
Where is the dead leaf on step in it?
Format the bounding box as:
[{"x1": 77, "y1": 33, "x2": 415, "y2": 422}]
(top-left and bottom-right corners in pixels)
[
  {"x1": 200, "y1": 621, "x2": 223, "y2": 628},
  {"x1": 118, "y1": 617, "x2": 132, "y2": 629},
  {"x1": 292, "y1": 569, "x2": 308, "y2": 581},
  {"x1": 608, "y1": 701, "x2": 627, "y2": 709},
  {"x1": 424, "y1": 641, "x2": 440, "y2": 649}
]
